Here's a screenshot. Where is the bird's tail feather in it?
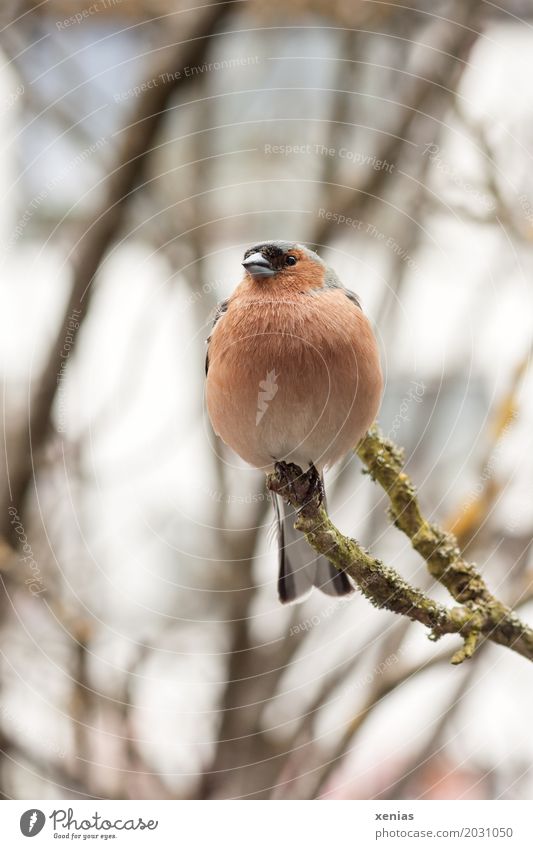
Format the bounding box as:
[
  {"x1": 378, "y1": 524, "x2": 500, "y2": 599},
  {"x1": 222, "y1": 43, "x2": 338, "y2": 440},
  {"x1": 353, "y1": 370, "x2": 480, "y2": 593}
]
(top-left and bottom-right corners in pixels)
[{"x1": 273, "y1": 485, "x2": 353, "y2": 604}]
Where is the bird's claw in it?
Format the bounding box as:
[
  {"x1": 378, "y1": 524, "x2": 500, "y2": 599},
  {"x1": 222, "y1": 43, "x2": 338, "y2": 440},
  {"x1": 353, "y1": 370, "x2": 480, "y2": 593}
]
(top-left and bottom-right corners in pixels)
[
  {"x1": 272, "y1": 461, "x2": 301, "y2": 502},
  {"x1": 306, "y1": 463, "x2": 325, "y2": 504},
  {"x1": 270, "y1": 461, "x2": 324, "y2": 510}
]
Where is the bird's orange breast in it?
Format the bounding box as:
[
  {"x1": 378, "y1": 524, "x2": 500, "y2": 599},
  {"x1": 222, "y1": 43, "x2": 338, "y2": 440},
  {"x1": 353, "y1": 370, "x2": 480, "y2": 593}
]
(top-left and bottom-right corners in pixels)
[{"x1": 206, "y1": 286, "x2": 382, "y2": 471}]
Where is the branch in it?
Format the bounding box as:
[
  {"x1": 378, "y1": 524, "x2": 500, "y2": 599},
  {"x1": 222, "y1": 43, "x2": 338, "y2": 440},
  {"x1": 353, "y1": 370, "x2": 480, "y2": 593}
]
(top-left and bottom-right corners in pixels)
[
  {"x1": 0, "y1": 0, "x2": 234, "y2": 539},
  {"x1": 312, "y1": 3, "x2": 482, "y2": 247},
  {"x1": 356, "y1": 427, "x2": 533, "y2": 662},
  {"x1": 445, "y1": 342, "x2": 529, "y2": 549},
  {"x1": 272, "y1": 618, "x2": 436, "y2": 799},
  {"x1": 310, "y1": 648, "x2": 451, "y2": 800},
  {"x1": 379, "y1": 647, "x2": 485, "y2": 800},
  {"x1": 267, "y1": 429, "x2": 533, "y2": 665}
]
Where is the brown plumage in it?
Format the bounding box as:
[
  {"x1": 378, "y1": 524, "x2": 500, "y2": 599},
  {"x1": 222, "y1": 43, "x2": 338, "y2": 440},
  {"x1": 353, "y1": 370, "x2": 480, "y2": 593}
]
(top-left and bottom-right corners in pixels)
[{"x1": 205, "y1": 241, "x2": 383, "y2": 603}]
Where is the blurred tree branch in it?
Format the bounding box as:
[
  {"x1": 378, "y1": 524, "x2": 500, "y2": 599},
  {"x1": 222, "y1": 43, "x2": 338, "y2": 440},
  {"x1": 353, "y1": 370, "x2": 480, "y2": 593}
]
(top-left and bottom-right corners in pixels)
[
  {"x1": 445, "y1": 343, "x2": 530, "y2": 550},
  {"x1": 272, "y1": 618, "x2": 446, "y2": 799},
  {"x1": 312, "y1": 2, "x2": 483, "y2": 248},
  {"x1": 0, "y1": 1, "x2": 235, "y2": 799},
  {"x1": 308, "y1": 648, "x2": 451, "y2": 800},
  {"x1": 0, "y1": 0, "x2": 234, "y2": 542},
  {"x1": 380, "y1": 647, "x2": 485, "y2": 800},
  {"x1": 268, "y1": 426, "x2": 533, "y2": 664}
]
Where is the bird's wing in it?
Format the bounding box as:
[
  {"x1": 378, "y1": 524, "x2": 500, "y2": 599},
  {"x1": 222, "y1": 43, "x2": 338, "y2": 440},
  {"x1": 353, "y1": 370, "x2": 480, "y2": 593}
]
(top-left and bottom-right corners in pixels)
[
  {"x1": 341, "y1": 287, "x2": 362, "y2": 309},
  {"x1": 322, "y1": 267, "x2": 361, "y2": 309},
  {"x1": 205, "y1": 299, "x2": 229, "y2": 376}
]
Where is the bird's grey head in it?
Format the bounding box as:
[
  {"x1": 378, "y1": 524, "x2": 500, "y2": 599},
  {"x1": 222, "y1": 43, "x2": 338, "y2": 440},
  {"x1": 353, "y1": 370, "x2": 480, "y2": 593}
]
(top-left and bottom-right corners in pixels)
[{"x1": 242, "y1": 241, "x2": 324, "y2": 278}]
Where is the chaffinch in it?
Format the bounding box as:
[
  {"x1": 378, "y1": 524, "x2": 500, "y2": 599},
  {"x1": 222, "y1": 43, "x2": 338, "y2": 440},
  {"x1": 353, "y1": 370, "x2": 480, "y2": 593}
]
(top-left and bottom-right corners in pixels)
[{"x1": 205, "y1": 241, "x2": 383, "y2": 603}]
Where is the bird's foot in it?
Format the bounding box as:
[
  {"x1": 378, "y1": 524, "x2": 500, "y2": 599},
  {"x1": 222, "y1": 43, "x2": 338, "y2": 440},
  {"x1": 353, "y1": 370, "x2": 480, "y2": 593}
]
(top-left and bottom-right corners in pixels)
[
  {"x1": 270, "y1": 461, "x2": 303, "y2": 504},
  {"x1": 268, "y1": 461, "x2": 324, "y2": 511},
  {"x1": 306, "y1": 463, "x2": 325, "y2": 504}
]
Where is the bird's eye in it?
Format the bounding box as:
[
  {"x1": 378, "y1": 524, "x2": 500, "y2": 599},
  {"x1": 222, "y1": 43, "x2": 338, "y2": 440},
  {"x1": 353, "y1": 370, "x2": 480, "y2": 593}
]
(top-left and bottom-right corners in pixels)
[{"x1": 285, "y1": 255, "x2": 297, "y2": 266}]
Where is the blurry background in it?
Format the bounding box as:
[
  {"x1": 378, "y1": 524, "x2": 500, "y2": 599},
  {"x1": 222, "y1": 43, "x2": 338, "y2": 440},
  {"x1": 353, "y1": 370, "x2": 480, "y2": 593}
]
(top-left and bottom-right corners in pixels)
[{"x1": 0, "y1": 0, "x2": 533, "y2": 801}]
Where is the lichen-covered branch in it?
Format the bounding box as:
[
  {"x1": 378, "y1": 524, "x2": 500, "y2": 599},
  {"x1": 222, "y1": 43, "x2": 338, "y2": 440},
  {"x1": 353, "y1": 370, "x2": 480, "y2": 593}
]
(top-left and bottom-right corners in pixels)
[
  {"x1": 267, "y1": 438, "x2": 533, "y2": 665},
  {"x1": 356, "y1": 426, "x2": 533, "y2": 662},
  {"x1": 356, "y1": 428, "x2": 492, "y2": 605}
]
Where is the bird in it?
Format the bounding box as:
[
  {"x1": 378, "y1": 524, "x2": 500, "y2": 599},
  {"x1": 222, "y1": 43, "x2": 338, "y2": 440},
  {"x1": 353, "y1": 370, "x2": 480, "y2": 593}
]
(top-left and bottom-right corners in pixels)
[{"x1": 205, "y1": 241, "x2": 383, "y2": 603}]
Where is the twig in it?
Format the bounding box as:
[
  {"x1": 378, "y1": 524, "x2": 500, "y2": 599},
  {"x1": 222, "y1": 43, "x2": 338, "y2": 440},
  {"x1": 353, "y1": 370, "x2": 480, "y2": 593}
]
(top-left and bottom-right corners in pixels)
[
  {"x1": 313, "y1": 4, "x2": 482, "y2": 247},
  {"x1": 309, "y1": 649, "x2": 451, "y2": 800},
  {"x1": 380, "y1": 647, "x2": 485, "y2": 800},
  {"x1": 267, "y1": 429, "x2": 533, "y2": 664},
  {"x1": 0, "y1": 0, "x2": 234, "y2": 540},
  {"x1": 445, "y1": 342, "x2": 530, "y2": 549},
  {"x1": 270, "y1": 616, "x2": 413, "y2": 799}
]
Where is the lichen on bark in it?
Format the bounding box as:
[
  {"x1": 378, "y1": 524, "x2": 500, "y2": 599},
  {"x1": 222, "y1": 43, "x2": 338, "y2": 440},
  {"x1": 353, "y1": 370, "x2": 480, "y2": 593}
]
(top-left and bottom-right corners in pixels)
[{"x1": 267, "y1": 427, "x2": 533, "y2": 665}]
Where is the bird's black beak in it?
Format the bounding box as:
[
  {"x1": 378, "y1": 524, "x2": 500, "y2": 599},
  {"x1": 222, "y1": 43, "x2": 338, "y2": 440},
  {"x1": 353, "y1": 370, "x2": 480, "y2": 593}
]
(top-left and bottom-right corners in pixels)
[{"x1": 242, "y1": 252, "x2": 275, "y2": 277}]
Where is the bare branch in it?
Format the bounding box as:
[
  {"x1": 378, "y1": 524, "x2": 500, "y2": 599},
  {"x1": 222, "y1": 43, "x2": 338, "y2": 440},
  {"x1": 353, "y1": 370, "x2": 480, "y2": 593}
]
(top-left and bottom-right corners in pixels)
[
  {"x1": 267, "y1": 428, "x2": 533, "y2": 664},
  {"x1": 0, "y1": 0, "x2": 233, "y2": 539},
  {"x1": 312, "y1": 3, "x2": 483, "y2": 247}
]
